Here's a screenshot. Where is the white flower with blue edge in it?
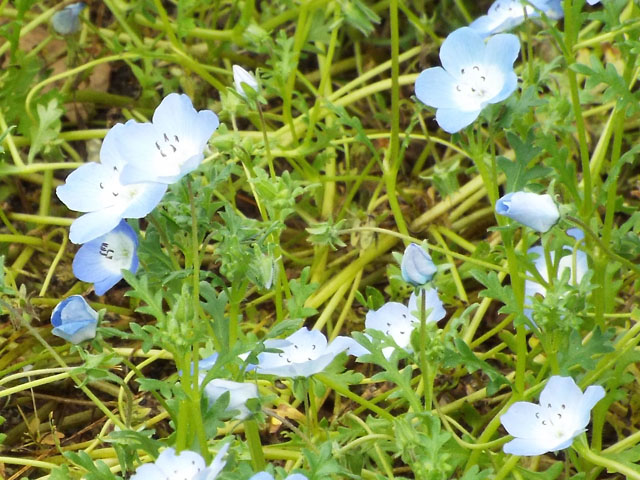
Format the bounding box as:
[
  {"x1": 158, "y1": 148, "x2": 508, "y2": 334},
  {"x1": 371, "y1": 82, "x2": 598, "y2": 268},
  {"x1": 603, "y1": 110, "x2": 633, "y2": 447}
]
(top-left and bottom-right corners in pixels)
[
  {"x1": 51, "y1": 295, "x2": 98, "y2": 344},
  {"x1": 56, "y1": 124, "x2": 167, "y2": 244},
  {"x1": 72, "y1": 220, "x2": 138, "y2": 295},
  {"x1": 469, "y1": 0, "x2": 563, "y2": 38},
  {"x1": 501, "y1": 376, "x2": 605, "y2": 456},
  {"x1": 415, "y1": 27, "x2": 520, "y2": 134},
  {"x1": 51, "y1": 2, "x2": 86, "y2": 35},
  {"x1": 364, "y1": 290, "x2": 446, "y2": 358},
  {"x1": 200, "y1": 379, "x2": 258, "y2": 420},
  {"x1": 117, "y1": 93, "x2": 220, "y2": 185},
  {"x1": 495, "y1": 191, "x2": 560, "y2": 232},
  {"x1": 250, "y1": 473, "x2": 308, "y2": 480},
  {"x1": 130, "y1": 444, "x2": 229, "y2": 480},
  {"x1": 254, "y1": 327, "x2": 361, "y2": 378},
  {"x1": 401, "y1": 243, "x2": 437, "y2": 285}
]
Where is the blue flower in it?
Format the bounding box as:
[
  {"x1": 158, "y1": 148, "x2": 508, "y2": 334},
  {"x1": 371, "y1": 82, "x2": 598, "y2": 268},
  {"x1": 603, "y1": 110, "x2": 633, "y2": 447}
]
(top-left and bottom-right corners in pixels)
[
  {"x1": 72, "y1": 220, "x2": 138, "y2": 295},
  {"x1": 51, "y1": 295, "x2": 98, "y2": 344},
  {"x1": 130, "y1": 444, "x2": 228, "y2": 480},
  {"x1": 254, "y1": 327, "x2": 362, "y2": 378},
  {"x1": 401, "y1": 243, "x2": 437, "y2": 285},
  {"x1": 117, "y1": 93, "x2": 220, "y2": 184},
  {"x1": 51, "y1": 2, "x2": 86, "y2": 35},
  {"x1": 56, "y1": 124, "x2": 167, "y2": 244},
  {"x1": 495, "y1": 191, "x2": 560, "y2": 232},
  {"x1": 250, "y1": 473, "x2": 308, "y2": 480},
  {"x1": 469, "y1": 0, "x2": 563, "y2": 38},
  {"x1": 501, "y1": 376, "x2": 605, "y2": 456},
  {"x1": 364, "y1": 290, "x2": 445, "y2": 358},
  {"x1": 415, "y1": 27, "x2": 520, "y2": 134}
]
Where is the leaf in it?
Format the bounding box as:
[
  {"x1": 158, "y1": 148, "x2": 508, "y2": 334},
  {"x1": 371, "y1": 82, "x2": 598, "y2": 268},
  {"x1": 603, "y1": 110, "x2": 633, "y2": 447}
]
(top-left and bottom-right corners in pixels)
[
  {"x1": 286, "y1": 266, "x2": 318, "y2": 319},
  {"x1": 497, "y1": 130, "x2": 550, "y2": 191},
  {"x1": 443, "y1": 338, "x2": 510, "y2": 395},
  {"x1": 28, "y1": 97, "x2": 63, "y2": 163}
]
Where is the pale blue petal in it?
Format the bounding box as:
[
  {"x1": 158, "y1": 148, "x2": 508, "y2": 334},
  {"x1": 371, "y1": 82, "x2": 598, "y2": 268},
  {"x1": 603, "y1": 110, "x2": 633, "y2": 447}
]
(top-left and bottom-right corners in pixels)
[
  {"x1": 407, "y1": 289, "x2": 446, "y2": 323},
  {"x1": 56, "y1": 163, "x2": 119, "y2": 213},
  {"x1": 113, "y1": 122, "x2": 165, "y2": 184},
  {"x1": 152, "y1": 93, "x2": 220, "y2": 152},
  {"x1": 469, "y1": 15, "x2": 499, "y2": 38},
  {"x1": 500, "y1": 401, "x2": 545, "y2": 438},
  {"x1": 435, "y1": 107, "x2": 481, "y2": 134},
  {"x1": 249, "y1": 474, "x2": 274, "y2": 480},
  {"x1": 401, "y1": 243, "x2": 436, "y2": 285},
  {"x1": 484, "y1": 32, "x2": 520, "y2": 72},
  {"x1": 69, "y1": 208, "x2": 123, "y2": 244},
  {"x1": 490, "y1": 71, "x2": 518, "y2": 104},
  {"x1": 440, "y1": 27, "x2": 486, "y2": 77},
  {"x1": 576, "y1": 385, "x2": 605, "y2": 428},
  {"x1": 52, "y1": 321, "x2": 97, "y2": 344},
  {"x1": 540, "y1": 376, "x2": 583, "y2": 410},
  {"x1": 415, "y1": 68, "x2": 459, "y2": 109},
  {"x1": 99, "y1": 122, "x2": 129, "y2": 171},
  {"x1": 503, "y1": 437, "x2": 553, "y2": 456},
  {"x1": 130, "y1": 463, "x2": 164, "y2": 480},
  {"x1": 50, "y1": 295, "x2": 97, "y2": 344},
  {"x1": 327, "y1": 336, "x2": 367, "y2": 357},
  {"x1": 120, "y1": 182, "x2": 167, "y2": 218},
  {"x1": 286, "y1": 475, "x2": 309, "y2": 480},
  {"x1": 365, "y1": 302, "x2": 412, "y2": 331},
  {"x1": 51, "y1": 2, "x2": 85, "y2": 35}
]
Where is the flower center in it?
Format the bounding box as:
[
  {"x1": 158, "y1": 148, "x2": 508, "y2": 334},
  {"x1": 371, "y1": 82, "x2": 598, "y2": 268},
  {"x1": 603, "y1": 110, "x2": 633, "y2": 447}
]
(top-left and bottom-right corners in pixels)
[
  {"x1": 99, "y1": 231, "x2": 135, "y2": 272},
  {"x1": 278, "y1": 342, "x2": 319, "y2": 363},
  {"x1": 455, "y1": 65, "x2": 489, "y2": 100},
  {"x1": 536, "y1": 402, "x2": 571, "y2": 439},
  {"x1": 154, "y1": 132, "x2": 186, "y2": 166}
]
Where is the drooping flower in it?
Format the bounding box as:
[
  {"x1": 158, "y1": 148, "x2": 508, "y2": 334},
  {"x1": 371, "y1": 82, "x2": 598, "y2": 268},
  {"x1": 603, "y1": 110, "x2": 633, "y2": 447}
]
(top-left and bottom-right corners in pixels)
[
  {"x1": 415, "y1": 27, "x2": 520, "y2": 133},
  {"x1": 495, "y1": 191, "x2": 560, "y2": 232},
  {"x1": 118, "y1": 93, "x2": 220, "y2": 184},
  {"x1": 72, "y1": 220, "x2": 138, "y2": 295},
  {"x1": 501, "y1": 376, "x2": 605, "y2": 456},
  {"x1": 364, "y1": 290, "x2": 446, "y2": 358},
  {"x1": 56, "y1": 124, "x2": 167, "y2": 244},
  {"x1": 51, "y1": 2, "x2": 86, "y2": 35},
  {"x1": 250, "y1": 473, "x2": 308, "y2": 480},
  {"x1": 254, "y1": 327, "x2": 362, "y2": 378},
  {"x1": 233, "y1": 65, "x2": 259, "y2": 97},
  {"x1": 130, "y1": 444, "x2": 229, "y2": 480},
  {"x1": 401, "y1": 243, "x2": 437, "y2": 285},
  {"x1": 469, "y1": 0, "x2": 563, "y2": 38},
  {"x1": 524, "y1": 244, "x2": 588, "y2": 319},
  {"x1": 200, "y1": 378, "x2": 258, "y2": 420},
  {"x1": 50, "y1": 295, "x2": 98, "y2": 344},
  {"x1": 586, "y1": 0, "x2": 601, "y2": 5}
]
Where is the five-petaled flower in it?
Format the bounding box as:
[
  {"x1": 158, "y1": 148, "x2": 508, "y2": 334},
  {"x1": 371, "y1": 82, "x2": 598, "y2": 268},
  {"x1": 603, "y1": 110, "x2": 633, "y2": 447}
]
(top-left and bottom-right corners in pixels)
[
  {"x1": 254, "y1": 327, "x2": 362, "y2": 378},
  {"x1": 50, "y1": 295, "x2": 98, "y2": 344},
  {"x1": 364, "y1": 290, "x2": 446, "y2": 358},
  {"x1": 72, "y1": 220, "x2": 139, "y2": 295},
  {"x1": 118, "y1": 93, "x2": 220, "y2": 185},
  {"x1": 401, "y1": 243, "x2": 437, "y2": 286},
  {"x1": 495, "y1": 191, "x2": 560, "y2": 232},
  {"x1": 56, "y1": 123, "x2": 167, "y2": 244},
  {"x1": 415, "y1": 27, "x2": 520, "y2": 134},
  {"x1": 501, "y1": 376, "x2": 605, "y2": 456},
  {"x1": 130, "y1": 444, "x2": 229, "y2": 480},
  {"x1": 469, "y1": 0, "x2": 563, "y2": 38}
]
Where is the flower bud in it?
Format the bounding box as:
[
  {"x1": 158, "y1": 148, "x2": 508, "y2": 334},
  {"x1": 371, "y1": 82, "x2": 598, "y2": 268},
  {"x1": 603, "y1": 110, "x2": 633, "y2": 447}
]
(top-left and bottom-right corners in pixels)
[
  {"x1": 51, "y1": 295, "x2": 98, "y2": 344},
  {"x1": 232, "y1": 65, "x2": 259, "y2": 97},
  {"x1": 401, "y1": 243, "x2": 437, "y2": 285},
  {"x1": 495, "y1": 192, "x2": 560, "y2": 232}
]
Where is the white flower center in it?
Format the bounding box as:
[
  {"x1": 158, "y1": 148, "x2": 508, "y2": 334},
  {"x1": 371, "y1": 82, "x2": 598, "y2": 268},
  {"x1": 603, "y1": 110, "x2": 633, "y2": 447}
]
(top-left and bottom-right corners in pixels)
[
  {"x1": 154, "y1": 131, "x2": 187, "y2": 168},
  {"x1": 99, "y1": 230, "x2": 135, "y2": 272},
  {"x1": 278, "y1": 342, "x2": 319, "y2": 363},
  {"x1": 455, "y1": 65, "x2": 490, "y2": 100},
  {"x1": 535, "y1": 401, "x2": 572, "y2": 440}
]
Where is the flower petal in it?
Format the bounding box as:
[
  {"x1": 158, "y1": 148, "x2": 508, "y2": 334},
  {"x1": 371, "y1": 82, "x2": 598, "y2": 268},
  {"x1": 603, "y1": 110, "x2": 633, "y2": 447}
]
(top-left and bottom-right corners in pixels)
[
  {"x1": 539, "y1": 376, "x2": 583, "y2": 410},
  {"x1": 576, "y1": 385, "x2": 605, "y2": 429},
  {"x1": 503, "y1": 436, "x2": 554, "y2": 456},
  {"x1": 68, "y1": 207, "x2": 124, "y2": 244},
  {"x1": 500, "y1": 401, "x2": 546, "y2": 438},
  {"x1": 415, "y1": 67, "x2": 460, "y2": 109},
  {"x1": 439, "y1": 27, "x2": 486, "y2": 77},
  {"x1": 56, "y1": 163, "x2": 120, "y2": 213},
  {"x1": 434, "y1": 107, "x2": 481, "y2": 134}
]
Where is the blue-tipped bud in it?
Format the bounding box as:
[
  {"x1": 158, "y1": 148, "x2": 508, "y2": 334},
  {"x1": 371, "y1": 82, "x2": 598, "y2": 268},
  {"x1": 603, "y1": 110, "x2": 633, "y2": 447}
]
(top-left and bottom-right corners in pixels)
[{"x1": 401, "y1": 243, "x2": 437, "y2": 286}]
